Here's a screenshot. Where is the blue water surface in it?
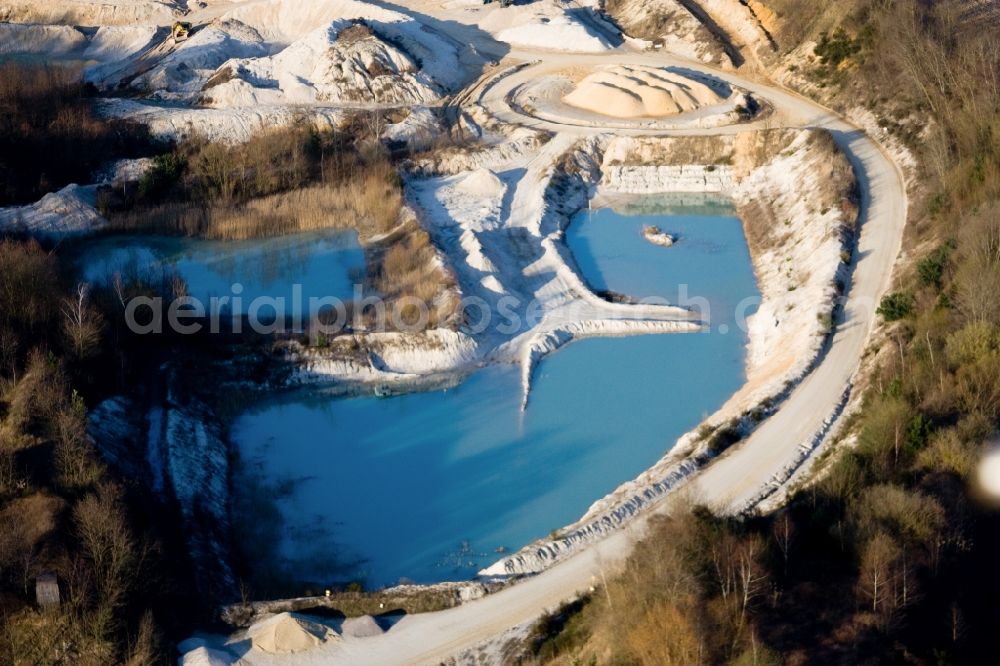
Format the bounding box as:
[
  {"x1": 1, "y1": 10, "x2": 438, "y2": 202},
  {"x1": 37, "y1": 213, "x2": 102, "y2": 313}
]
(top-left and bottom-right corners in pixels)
[
  {"x1": 231, "y1": 195, "x2": 760, "y2": 587},
  {"x1": 76, "y1": 231, "x2": 365, "y2": 314}
]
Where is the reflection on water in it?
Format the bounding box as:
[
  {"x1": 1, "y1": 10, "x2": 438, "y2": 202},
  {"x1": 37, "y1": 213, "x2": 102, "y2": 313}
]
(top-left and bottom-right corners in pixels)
[
  {"x1": 231, "y1": 196, "x2": 760, "y2": 588},
  {"x1": 75, "y1": 231, "x2": 365, "y2": 313}
]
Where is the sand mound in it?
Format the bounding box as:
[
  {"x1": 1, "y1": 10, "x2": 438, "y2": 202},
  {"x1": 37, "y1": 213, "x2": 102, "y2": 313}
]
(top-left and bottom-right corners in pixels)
[
  {"x1": 564, "y1": 65, "x2": 726, "y2": 118},
  {"x1": 249, "y1": 613, "x2": 337, "y2": 654},
  {"x1": 456, "y1": 168, "x2": 505, "y2": 197},
  {"x1": 202, "y1": 21, "x2": 440, "y2": 107},
  {"x1": 220, "y1": 0, "x2": 466, "y2": 90},
  {"x1": 0, "y1": 23, "x2": 155, "y2": 60},
  {"x1": 341, "y1": 615, "x2": 385, "y2": 638},
  {"x1": 460, "y1": 230, "x2": 498, "y2": 272},
  {"x1": 481, "y1": 0, "x2": 618, "y2": 52},
  {"x1": 130, "y1": 0, "x2": 464, "y2": 104},
  {"x1": 83, "y1": 25, "x2": 159, "y2": 62},
  {"x1": 179, "y1": 646, "x2": 231, "y2": 666},
  {"x1": 481, "y1": 275, "x2": 505, "y2": 293},
  {"x1": 132, "y1": 20, "x2": 269, "y2": 96},
  {"x1": 0, "y1": 184, "x2": 105, "y2": 238}
]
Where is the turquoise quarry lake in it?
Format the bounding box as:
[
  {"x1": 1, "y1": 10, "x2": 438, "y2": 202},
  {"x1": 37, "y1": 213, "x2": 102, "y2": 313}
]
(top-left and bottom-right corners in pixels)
[
  {"x1": 230, "y1": 195, "x2": 760, "y2": 588},
  {"x1": 76, "y1": 230, "x2": 365, "y2": 316}
]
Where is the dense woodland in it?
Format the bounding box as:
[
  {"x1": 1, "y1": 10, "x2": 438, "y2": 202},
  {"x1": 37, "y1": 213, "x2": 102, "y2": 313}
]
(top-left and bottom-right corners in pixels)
[
  {"x1": 1, "y1": 0, "x2": 999, "y2": 663},
  {"x1": 533, "y1": 0, "x2": 1000, "y2": 663},
  {"x1": 0, "y1": 63, "x2": 171, "y2": 663},
  {"x1": 0, "y1": 240, "x2": 171, "y2": 665}
]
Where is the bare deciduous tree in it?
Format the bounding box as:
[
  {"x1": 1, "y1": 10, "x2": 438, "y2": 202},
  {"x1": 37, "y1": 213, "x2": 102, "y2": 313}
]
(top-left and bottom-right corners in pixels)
[
  {"x1": 859, "y1": 531, "x2": 900, "y2": 621},
  {"x1": 772, "y1": 511, "x2": 795, "y2": 577},
  {"x1": 62, "y1": 283, "x2": 103, "y2": 361}
]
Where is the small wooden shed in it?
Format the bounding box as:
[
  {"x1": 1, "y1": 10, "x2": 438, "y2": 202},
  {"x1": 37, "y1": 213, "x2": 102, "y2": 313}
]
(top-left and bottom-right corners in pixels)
[{"x1": 35, "y1": 573, "x2": 60, "y2": 610}]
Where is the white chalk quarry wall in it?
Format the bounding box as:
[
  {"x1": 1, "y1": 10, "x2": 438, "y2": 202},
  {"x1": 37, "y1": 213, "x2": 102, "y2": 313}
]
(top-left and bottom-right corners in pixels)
[
  {"x1": 603, "y1": 164, "x2": 734, "y2": 193},
  {"x1": 0, "y1": 185, "x2": 107, "y2": 238},
  {"x1": 0, "y1": 23, "x2": 86, "y2": 54},
  {"x1": 290, "y1": 329, "x2": 480, "y2": 385},
  {"x1": 731, "y1": 134, "x2": 853, "y2": 406},
  {"x1": 483, "y1": 130, "x2": 856, "y2": 576},
  {"x1": 97, "y1": 98, "x2": 345, "y2": 144},
  {"x1": 0, "y1": 0, "x2": 177, "y2": 26},
  {"x1": 479, "y1": 0, "x2": 620, "y2": 52},
  {"x1": 605, "y1": 0, "x2": 732, "y2": 66}
]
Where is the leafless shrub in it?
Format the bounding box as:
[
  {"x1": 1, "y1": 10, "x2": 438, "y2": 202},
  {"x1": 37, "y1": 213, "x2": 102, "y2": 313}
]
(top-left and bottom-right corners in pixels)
[{"x1": 74, "y1": 483, "x2": 142, "y2": 613}]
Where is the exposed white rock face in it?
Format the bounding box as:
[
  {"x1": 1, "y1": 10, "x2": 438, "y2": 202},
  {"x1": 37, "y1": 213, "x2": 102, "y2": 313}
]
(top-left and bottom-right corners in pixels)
[
  {"x1": 160, "y1": 388, "x2": 236, "y2": 598},
  {"x1": 480, "y1": 0, "x2": 620, "y2": 52},
  {"x1": 384, "y1": 107, "x2": 442, "y2": 151},
  {"x1": 202, "y1": 22, "x2": 442, "y2": 107},
  {"x1": 0, "y1": 0, "x2": 177, "y2": 26},
  {"x1": 71, "y1": 0, "x2": 474, "y2": 139},
  {"x1": 131, "y1": 20, "x2": 271, "y2": 97},
  {"x1": 604, "y1": 0, "x2": 732, "y2": 66},
  {"x1": 603, "y1": 164, "x2": 734, "y2": 193},
  {"x1": 83, "y1": 25, "x2": 160, "y2": 62},
  {"x1": 88, "y1": 390, "x2": 236, "y2": 599},
  {"x1": 0, "y1": 185, "x2": 106, "y2": 238},
  {"x1": 291, "y1": 329, "x2": 480, "y2": 386},
  {"x1": 598, "y1": 132, "x2": 857, "y2": 411},
  {"x1": 97, "y1": 98, "x2": 344, "y2": 144},
  {"x1": 93, "y1": 157, "x2": 155, "y2": 185},
  {"x1": 0, "y1": 23, "x2": 159, "y2": 90}
]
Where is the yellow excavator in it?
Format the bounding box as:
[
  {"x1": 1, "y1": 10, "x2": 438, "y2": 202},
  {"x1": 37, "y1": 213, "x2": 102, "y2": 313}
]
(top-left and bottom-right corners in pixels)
[{"x1": 170, "y1": 22, "x2": 192, "y2": 44}]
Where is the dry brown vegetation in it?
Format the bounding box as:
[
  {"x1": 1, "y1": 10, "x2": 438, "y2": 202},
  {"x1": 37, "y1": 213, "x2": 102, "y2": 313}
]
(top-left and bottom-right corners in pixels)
[
  {"x1": 104, "y1": 123, "x2": 404, "y2": 241},
  {"x1": 109, "y1": 115, "x2": 460, "y2": 331},
  {"x1": 0, "y1": 240, "x2": 165, "y2": 664},
  {"x1": 0, "y1": 63, "x2": 155, "y2": 206},
  {"x1": 771, "y1": 0, "x2": 999, "y2": 211},
  {"x1": 111, "y1": 170, "x2": 402, "y2": 241},
  {"x1": 525, "y1": 502, "x2": 779, "y2": 666},
  {"x1": 360, "y1": 221, "x2": 460, "y2": 330},
  {"x1": 102, "y1": 119, "x2": 460, "y2": 329}
]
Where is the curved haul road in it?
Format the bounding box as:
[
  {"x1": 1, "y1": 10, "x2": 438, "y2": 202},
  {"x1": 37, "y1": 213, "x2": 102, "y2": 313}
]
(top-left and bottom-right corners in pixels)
[{"x1": 320, "y1": 50, "x2": 908, "y2": 665}]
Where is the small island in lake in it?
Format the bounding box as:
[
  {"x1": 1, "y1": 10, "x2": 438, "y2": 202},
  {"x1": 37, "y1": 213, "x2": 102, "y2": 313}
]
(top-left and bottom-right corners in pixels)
[{"x1": 642, "y1": 225, "x2": 676, "y2": 247}]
